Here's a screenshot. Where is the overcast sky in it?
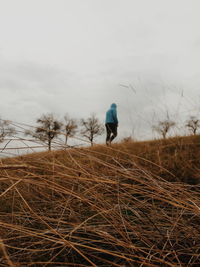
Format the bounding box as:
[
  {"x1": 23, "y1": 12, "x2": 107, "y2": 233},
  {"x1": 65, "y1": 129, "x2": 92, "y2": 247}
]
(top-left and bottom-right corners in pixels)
[{"x1": 1, "y1": 0, "x2": 200, "y2": 145}]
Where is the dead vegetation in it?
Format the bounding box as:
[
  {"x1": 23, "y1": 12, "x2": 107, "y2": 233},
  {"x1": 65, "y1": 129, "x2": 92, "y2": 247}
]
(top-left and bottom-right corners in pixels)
[{"x1": 0, "y1": 135, "x2": 199, "y2": 266}]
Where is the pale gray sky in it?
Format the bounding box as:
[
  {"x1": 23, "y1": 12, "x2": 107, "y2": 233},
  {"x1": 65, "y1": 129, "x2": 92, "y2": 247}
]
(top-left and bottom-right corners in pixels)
[{"x1": 0, "y1": 0, "x2": 200, "y2": 144}]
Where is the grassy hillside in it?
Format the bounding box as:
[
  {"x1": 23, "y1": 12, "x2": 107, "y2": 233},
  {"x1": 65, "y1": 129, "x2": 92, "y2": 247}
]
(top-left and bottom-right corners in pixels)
[{"x1": 0, "y1": 135, "x2": 200, "y2": 266}]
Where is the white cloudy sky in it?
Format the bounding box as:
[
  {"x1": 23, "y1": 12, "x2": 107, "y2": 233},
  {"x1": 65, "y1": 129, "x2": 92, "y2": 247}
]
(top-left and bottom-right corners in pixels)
[{"x1": 1, "y1": 0, "x2": 200, "y2": 144}]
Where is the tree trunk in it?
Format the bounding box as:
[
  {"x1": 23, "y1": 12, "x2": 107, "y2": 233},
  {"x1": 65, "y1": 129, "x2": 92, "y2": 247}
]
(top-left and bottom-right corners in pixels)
[
  {"x1": 48, "y1": 139, "x2": 51, "y2": 151},
  {"x1": 90, "y1": 137, "x2": 93, "y2": 146},
  {"x1": 65, "y1": 135, "x2": 68, "y2": 145}
]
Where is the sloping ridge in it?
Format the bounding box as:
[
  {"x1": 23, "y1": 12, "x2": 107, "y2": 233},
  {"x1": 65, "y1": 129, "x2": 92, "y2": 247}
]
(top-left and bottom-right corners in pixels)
[{"x1": 0, "y1": 136, "x2": 199, "y2": 266}]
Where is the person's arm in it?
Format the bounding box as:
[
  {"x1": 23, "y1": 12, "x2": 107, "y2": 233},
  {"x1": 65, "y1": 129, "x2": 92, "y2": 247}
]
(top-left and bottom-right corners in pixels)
[{"x1": 112, "y1": 109, "x2": 118, "y2": 125}]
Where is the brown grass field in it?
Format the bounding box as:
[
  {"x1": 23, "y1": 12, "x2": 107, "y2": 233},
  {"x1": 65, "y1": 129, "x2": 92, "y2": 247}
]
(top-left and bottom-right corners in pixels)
[{"x1": 0, "y1": 135, "x2": 200, "y2": 266}]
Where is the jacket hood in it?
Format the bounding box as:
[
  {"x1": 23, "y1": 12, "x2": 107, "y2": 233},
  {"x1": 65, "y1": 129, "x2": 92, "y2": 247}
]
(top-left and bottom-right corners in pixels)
[{"x1": 110, "y1": 103, "x2": 117, "y2": 109}]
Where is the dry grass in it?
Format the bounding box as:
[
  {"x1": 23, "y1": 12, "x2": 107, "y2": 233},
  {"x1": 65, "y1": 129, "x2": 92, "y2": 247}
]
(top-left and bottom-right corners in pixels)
[{"x1": 0, "y1": 135, "x2": 200, "y2": 266}]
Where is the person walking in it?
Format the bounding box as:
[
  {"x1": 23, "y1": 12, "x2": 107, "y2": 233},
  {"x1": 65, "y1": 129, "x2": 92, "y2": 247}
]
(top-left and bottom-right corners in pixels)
[{"x1": 105, "y1": 103, "x2": 118, "y2": 145}]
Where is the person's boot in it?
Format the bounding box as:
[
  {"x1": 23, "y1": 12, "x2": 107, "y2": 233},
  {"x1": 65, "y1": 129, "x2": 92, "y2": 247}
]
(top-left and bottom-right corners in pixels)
[{"x1": 106, "y1": 140, "x2": 111, "y2": 146}]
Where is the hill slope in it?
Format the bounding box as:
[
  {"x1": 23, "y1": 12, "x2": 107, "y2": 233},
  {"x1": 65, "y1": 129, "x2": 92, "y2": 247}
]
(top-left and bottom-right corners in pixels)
[{"x1": 0, "y1": 136, "x2": 200, "y2": 266}]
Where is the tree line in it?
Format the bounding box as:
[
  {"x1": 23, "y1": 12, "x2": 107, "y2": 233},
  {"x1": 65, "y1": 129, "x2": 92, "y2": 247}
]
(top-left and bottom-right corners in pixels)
[
  {"x1": 152, "y1": 116, "x2": 200, "y2": 139},
  {"x1": 0, "y1": 114, "x2": 200, "y2": 151},
  {"x1": 0, "y1": 113, "x2": 105, "y2": 151}
]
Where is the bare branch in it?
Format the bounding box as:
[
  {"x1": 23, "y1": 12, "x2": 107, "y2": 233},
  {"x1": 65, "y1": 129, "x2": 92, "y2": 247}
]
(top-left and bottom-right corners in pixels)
[{"x1": 0, "y1": 119, "x2": 16, "y2": 143}]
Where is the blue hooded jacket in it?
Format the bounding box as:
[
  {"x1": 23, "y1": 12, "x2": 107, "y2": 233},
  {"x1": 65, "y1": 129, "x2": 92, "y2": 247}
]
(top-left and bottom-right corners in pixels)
[{"x1": 105, "y1": 103, "x2": 118, "y2": 124}]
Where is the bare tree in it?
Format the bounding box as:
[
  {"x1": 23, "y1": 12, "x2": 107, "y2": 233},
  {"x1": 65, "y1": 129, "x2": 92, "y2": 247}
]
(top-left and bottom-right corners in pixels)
[
  {"x1": 63, "y1": 114, "x2": 78, "y2": 145},
  {"x1": 185, "y1": 116, "x2": 200, "y2": 135},
  {"x1": 26, "y1": 114, "x2": 62, "y2": 151},
  {"x1": 152, "y1": 120, "x2": 176, "y2": 139},
  {"x1": 0, "y1": 119, "x2": 16, "y2": 143},
  {"x1": 80, "y1": 114, "x2": 104, "y2": 146}
]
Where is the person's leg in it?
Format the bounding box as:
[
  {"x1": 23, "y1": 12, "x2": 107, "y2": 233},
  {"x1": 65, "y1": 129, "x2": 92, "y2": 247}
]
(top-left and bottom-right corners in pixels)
[
  {"x1": 110, "y1": 124, "x2": 117, "y2": 142},
  {"x1": 105, "y1": 124, "x2": 112, "y2": 145}
]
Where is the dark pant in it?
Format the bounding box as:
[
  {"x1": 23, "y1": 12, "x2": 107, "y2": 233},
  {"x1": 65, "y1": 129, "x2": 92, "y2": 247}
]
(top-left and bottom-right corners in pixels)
[{"x1": 105, "y1": 123, "x2": 118, "y2": 143}]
